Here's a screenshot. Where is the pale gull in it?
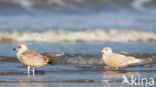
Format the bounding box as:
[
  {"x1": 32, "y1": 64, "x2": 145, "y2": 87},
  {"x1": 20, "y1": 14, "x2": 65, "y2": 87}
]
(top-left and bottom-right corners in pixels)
[
  {"x1": 101, "y1": 47, "x2": 143, "y2": 69},
  {"x1": 13, "y1": 44, "x2": 54, "y2": 76}
]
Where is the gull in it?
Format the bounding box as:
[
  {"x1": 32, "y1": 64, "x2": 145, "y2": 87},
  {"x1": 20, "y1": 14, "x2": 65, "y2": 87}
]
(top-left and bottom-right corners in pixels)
[
  {"x1": 13, "y1": 44, "x2": 54, "y2": 76},
  {"x1": 100, "y1": 47, "x2": 143, "y2": 69}
]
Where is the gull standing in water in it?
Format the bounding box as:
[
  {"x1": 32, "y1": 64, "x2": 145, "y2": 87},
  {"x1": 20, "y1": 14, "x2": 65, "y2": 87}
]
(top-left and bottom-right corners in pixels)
[
  {"x1": 13, "y1": 44, "x2": 54, "y2": 76},
  {"x1": 101, "y1": 47, "x2": 144, "y2": 69}
]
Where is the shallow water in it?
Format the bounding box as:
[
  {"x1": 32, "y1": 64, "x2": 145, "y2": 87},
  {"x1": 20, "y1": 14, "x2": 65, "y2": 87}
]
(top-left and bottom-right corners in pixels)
[
  {"x1": 0, "y1": 0, "x2": 156, "y2": 86},
  {"x1": 0, "y1": 42, "x2": 156, "y2": 56},
  {"x1": 0, "y1": 62, "x2": 155, "y2": 87},
  {"x1": 0, "y1": 43, "x2": 156, "y2": 87}
]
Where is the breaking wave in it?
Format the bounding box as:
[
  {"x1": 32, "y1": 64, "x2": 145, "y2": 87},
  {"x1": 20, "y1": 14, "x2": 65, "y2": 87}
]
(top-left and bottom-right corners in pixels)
[
  {"x1": 131, "y1": 0, "x2": 156, "y2": 15},
  {"x1": 44, "y1": 53, "x2": 156, "y2": 65},
  {"x1": 0, "y1": 29, "x2": 156, "y2": 43},
  {"x1": 1, "y1": 53, "x2": 156, "y2": 65},
  {"x1": 0, "y1": 0, "x2": 156, "y2": 13}
]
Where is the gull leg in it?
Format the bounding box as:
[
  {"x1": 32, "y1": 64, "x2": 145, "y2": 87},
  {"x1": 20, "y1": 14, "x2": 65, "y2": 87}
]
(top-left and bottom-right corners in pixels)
[
  {"x1": 32, "y1": 67, "x2": 35, "y2": 76},
  {"x1": 27, "y1": 66, "x2": 30, "y2": 76}
]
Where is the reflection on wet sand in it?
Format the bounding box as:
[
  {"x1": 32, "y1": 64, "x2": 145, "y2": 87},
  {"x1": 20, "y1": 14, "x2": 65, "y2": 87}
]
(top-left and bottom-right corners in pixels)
[
  {"x1": 100, "y1": 71, "x2": 139, "y2": 87},
  {"x1": 16, "y1": 75, "x2": 47, "y2": 87},
  {"x1": 0, "y1": 61, "x2": 155, "y2": 87},
  {"x1": 17, "y1": 82, "x2": 45, "y2": 87},
  {"x1": 101, "y1": 71, "x2": 138, "y2": 78}
]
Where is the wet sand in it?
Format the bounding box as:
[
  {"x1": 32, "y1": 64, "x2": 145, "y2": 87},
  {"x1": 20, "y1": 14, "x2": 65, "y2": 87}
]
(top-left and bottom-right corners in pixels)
[
  {"x1": 0, "y1": 60, "x2": 155, "y2": 87},
  {"x1": 0, "y1": 43, "x2": 155, "y2": 87}
]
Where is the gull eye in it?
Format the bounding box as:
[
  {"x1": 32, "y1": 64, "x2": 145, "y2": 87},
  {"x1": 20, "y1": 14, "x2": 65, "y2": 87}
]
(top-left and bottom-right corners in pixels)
[
  {"x1": 105, "y1": 49, "x2": 108, "y2": 51},
  {"x1": 18, "y1": 46, "x2": 21, "y2": 49}
]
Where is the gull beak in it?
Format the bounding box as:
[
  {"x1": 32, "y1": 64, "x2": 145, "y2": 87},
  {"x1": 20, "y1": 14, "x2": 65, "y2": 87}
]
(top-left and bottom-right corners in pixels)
[
  {"x1": 99, "y1": 51, "x2": 103, "y2": 53},
  {"x1": 13, "y1": 48, "x2": 16, "y2": 51}
]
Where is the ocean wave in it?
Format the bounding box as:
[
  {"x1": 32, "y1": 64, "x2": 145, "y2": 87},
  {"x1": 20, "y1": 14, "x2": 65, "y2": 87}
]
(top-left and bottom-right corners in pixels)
[
  {"x1": 131, "y1": 0, "x2": 156, "y2": 15},
  {"x1": 0, "y1": 0, "x2": 119, "y2": 8},
  {"x1": 0, "y1": 29, "x2": 156, "y2": 43},
  {"x1": 44, "y1": 53, "x2": 156, "y2": 65},
  {"x1": 0, "y1": 0, "x2": 156, "y2": 12},
  {"x1": 1, "y1": 53, "x2": 155, "y2": 65}
]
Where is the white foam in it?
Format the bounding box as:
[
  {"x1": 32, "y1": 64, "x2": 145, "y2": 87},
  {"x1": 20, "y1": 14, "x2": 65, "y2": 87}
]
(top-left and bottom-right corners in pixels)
[
  {"x1": 132, "y1": 0, "x2": 151, "y2": 11},
  {"x1": 0, "y1": 29, "x2": 156, "y2": 43},
  {"x1": 131, "y1": 0, "x2": 156, "y2": 15}
]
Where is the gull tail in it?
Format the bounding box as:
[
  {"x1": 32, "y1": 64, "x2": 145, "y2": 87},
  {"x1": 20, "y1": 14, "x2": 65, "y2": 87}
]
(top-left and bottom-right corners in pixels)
[
  {"x1": 43, "y1": 56, "x2": 55, "y2": 65},
  {"x1": 127, "y1": 57, "x2": 145, "y2": 64},
  {"x1": 126, "y1": 57, "x2": 153, "y2": 65},
  {"x1": 133, "y1": 58, "x2": 153, "y2": 64},
  {"x1": 133, "y1": 59, "x2": 145, "y2": 64},
  {"x1": 47, "y1": 58, "x2": 55, "y2": 65}
]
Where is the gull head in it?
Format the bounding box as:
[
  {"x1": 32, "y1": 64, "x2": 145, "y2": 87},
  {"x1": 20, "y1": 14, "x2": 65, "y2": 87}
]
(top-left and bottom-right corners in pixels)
[
  {"x1": 13, "y1": 44, "x2": 28, "y2": 53},
  {"x1": 100, "y1": 47, "x2": 112, "y2": 54}
]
